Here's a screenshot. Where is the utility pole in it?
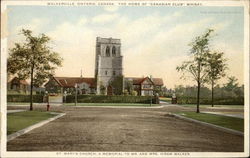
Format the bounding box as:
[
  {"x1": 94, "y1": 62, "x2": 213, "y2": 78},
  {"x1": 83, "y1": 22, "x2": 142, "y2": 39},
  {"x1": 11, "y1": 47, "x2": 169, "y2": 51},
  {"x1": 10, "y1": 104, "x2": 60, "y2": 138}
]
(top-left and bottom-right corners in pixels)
[{"x1": 75, "y1": 83, "x2": 78, "y2": 106}]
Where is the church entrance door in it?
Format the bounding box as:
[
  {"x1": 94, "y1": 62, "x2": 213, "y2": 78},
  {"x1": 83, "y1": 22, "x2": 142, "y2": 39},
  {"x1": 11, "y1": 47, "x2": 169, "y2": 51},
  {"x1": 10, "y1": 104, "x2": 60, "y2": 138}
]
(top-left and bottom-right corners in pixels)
[{"x1": 107, "y1": 85, "x2": 113, "y2": 96}]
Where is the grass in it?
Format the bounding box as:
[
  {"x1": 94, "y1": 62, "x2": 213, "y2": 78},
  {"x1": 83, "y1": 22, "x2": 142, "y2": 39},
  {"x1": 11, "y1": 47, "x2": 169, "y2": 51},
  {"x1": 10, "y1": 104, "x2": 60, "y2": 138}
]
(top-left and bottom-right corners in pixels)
[
  {"x1": 179, "y1": 104, "x2": 244, "y2": 109},
  {"x1": 159, "y1": 97, "x2": 171, "y2": 102},
  {"x1": 64, "y1": 103, "x2": 159, "y2": 106},
  {"x1": 175, "y1": 112, "x2": 244, "y2": 132},
  {"x1": 7, "y1": 111, "x2": 57, "y2": 135},
  {"x1": 7, "y1": 102, "x2": 30, "y2": 105}
]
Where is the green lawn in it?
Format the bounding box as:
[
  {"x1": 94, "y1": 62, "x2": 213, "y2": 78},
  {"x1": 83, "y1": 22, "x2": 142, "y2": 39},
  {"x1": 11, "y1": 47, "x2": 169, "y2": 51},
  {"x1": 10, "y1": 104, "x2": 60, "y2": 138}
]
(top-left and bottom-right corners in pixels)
[
  {"x1": 8, "y1": 102, "x2": 30, "y2": 105},
  {"x1": 175, "y1": 112, "x2": 244, "y2": 132},
  {"x1": 159, "y1": 97, "x2": 171, "y2": 102},
  {"x1": 179, "y1": 104, "x2": 244, "y2": 109},
  {"x1": 7, "y1": 111, "x2": 57, "y2": 135},
  {"x1": 64, "y1": 103, "x2": 159, "y2": 106}
]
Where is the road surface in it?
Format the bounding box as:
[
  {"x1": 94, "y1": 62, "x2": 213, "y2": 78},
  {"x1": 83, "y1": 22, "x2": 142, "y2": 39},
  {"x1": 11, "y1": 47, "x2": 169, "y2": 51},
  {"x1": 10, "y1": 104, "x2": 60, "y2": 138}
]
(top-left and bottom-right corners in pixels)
[{"x1": 7, "y1": 104, "x2": 244, "y2": 151}]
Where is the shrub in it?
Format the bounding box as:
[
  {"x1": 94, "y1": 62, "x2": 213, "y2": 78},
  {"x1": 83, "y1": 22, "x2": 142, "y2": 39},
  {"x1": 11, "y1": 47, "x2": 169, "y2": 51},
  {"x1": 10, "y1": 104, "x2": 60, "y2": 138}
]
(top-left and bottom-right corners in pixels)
[
  {"x1": 123, "y1": 90, "x2": 129, "y2": 96},
  {"x1": 176, "y1": 96, "x2": 244, "y2": 105},
  {"x1": 65, "y1": 95, "x2": 157, "y2": 104},
  {"x1": 7, "y1": 94, "x2": 44, "y2": 103},
  {"x1": 131, "y1": 90, "x2": 138, "y2": 96}
]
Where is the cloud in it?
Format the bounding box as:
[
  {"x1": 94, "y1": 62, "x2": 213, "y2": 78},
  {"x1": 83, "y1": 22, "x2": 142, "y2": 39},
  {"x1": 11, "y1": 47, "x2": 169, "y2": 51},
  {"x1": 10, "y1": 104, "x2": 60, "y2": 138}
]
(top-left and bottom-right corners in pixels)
[
  {"x1": 49, "y1": 11, "x2": 238, "y2": 88},
  {"x1": 77, "y1": 17, "x2": 88, "y2": 26},
  {"x1": 92, "y1": 13, "x2": 119, "y2": 24},
  {"x1": 103, "y1": 6, "x2": 119, "y2": 12},
  {"x1": 121, "y1": 17, "x2": 236, "y2": 88},
  {"x1": 112, "y1": 12, "x2": 178, "y2": 49},
  {"x1": 172, "y1": 11, "x2": 183, "y2": 17},
  {"x1": 47, "y1": 21, "x2": 96, "y2": 77},
  {"x1": 8, "y1": 8, "x2": 243, "y2": 88},
  {"x1": 14, "y1": 18, "x2": 49, "y2": 35},
  {"x1": 8, "y1": 18, "x2": 50, "y2": 49}
]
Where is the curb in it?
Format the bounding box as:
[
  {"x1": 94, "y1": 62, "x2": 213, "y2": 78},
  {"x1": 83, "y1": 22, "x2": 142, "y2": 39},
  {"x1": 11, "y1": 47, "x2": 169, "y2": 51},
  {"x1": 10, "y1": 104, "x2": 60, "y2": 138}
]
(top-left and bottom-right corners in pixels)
[
  {"x1": 71, "y1": 105, "x2": 164, "y2": 109},
  {"x1": 170, "y1": 113, "x2": 244, "y2": 136},
  {"x1": 7, "y1": 112, "x2": 66, "y2": 142}
]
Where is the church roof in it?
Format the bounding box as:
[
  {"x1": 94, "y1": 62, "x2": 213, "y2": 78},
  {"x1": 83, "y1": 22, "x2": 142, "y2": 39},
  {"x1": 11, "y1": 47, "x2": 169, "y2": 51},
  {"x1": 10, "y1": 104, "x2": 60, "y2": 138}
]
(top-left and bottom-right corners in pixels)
[
  {"x1": 53, "y1": 77, "x2": 95, "y2": 88},
  {"x1": 125, "y1": 77, "x2": 164, "y2": 86}
]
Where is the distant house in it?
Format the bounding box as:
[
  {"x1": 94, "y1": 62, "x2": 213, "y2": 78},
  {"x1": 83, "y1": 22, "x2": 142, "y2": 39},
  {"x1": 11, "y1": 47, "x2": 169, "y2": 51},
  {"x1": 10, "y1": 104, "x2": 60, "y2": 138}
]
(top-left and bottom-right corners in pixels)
[
  {"x1": 7, "y1": 77, "x2": 45, "y2": 94},
  {"x1": 7, "y1": 77, "x2": 29, "y2": 94},
  {"x1": 125, "y1": 77, "x2": 164, "y2": 96},
  {"x1": 45, "y1": 77, "x2": 96, "y2": 95}
]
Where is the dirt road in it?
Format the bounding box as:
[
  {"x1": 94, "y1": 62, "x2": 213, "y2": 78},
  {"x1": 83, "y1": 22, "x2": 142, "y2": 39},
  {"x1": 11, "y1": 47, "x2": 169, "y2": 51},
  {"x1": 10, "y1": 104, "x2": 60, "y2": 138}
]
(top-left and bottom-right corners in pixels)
[{"x1": 7, "y1": 105, "x2": 244, "y2": 151}]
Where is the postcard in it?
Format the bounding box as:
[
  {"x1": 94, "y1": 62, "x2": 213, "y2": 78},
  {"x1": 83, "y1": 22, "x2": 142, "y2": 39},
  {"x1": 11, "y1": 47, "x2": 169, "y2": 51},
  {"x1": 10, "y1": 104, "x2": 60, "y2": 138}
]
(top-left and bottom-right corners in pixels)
[{"x1": 1, "y1": 0, "x2": 249, "y2": 157}]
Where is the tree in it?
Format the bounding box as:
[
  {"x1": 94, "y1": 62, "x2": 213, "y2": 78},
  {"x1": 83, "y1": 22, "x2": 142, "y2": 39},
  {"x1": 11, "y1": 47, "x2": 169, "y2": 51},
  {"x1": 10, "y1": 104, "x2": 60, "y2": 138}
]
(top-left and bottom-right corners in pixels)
[
  {"x1": 176, "y1": 29, "x2": 214, "y2": 113},
  {"x1": 131, "y1": 90, "x2": 138, "y2": 96},
  {"x1": 205, "y1": 51, "x2": 227, "y2": 107},
  {"x1": 99, "y1": 81, "x2": 106, "y2": 95},
  {"x1": 8, "y1": 29, "x2": 63, "y2": 111},
  {"x1": 224, "y1": 76, "x2": 239, "y2": 91},
  {"x1": 123, "y1": 89, "x2": 129, "y2": 96},
  {"x1": 223, "y1": 76, "x2": 240, "y2": 98},
  {"x1": 124, "y1": 79, "x2": 133, "y2": 95},
  {"x1": 110, "y1": 75, "x2": 124, "y2": 95}
]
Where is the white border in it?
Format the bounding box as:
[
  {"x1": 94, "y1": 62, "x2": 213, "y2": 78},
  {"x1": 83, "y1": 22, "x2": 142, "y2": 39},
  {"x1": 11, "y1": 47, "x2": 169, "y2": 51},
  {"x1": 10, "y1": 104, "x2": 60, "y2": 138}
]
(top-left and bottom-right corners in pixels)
[{"x1": 1, "y1": 0, "x2": 249, "y2": 157}]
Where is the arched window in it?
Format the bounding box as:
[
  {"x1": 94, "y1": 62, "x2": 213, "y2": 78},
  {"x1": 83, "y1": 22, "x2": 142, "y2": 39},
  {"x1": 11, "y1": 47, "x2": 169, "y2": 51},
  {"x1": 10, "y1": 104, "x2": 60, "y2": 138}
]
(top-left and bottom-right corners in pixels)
[
  {"x1": 106, "y1": 46, "x2": 110, "y2": 57},
  {"x1": 112, "y1": 46, "x2": 116, "y2": 57}
]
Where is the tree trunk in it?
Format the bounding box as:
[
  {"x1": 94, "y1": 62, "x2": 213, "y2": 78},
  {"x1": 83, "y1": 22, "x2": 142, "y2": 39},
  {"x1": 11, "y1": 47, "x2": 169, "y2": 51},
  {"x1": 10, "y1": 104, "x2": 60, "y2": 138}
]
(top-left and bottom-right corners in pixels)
[
  {"x1": 196, "y1": 81, "x2": 200, "y2": 113},
  {"x1": 196, "y1": 59, "x2": 201, "y2": 113},
  {"x1": 30, "y1": 64, "x2": 34, "y2": 111},
  {"x1": 211, "y1": 80, "x2": 214, "y2": 107}
]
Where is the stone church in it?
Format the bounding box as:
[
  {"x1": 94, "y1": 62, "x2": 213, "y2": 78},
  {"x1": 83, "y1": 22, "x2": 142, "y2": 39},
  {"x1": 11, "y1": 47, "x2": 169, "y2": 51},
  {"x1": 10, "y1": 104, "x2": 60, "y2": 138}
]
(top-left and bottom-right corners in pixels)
[
  {"x1": 45, "y1": 37, "x2": 163, "y2": 96},
  {"x1": 95, "y1": 37, "x2": 123, "y2": 94}
]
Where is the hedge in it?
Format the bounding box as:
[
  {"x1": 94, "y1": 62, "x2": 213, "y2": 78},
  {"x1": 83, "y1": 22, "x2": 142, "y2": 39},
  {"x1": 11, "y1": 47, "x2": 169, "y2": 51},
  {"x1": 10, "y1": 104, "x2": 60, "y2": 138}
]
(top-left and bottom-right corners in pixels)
[
  {"x1": 7, "y1": 94, "x2": 44, "y2": 103},
  {"x1": 176, "y1": 96, "x2": 244, "y2": 105},
  {"x1": 65, "y1": 95, "x2": 157, "y2": 104}
]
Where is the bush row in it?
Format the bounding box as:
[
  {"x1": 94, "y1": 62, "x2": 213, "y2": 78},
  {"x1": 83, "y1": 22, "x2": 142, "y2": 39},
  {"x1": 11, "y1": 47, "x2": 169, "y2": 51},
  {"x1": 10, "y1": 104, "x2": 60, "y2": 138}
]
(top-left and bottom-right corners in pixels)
[
  {"x1": 177, "y1": 96, "x2": 244, "y2": 105},
  {"x1": 65, "y1": 95, "x2": 157, "y2": 104},
  {"x1": 7, "y1": 94, "x2": 158, "y2": 104},
  {"x1": 7, "y1": 94, "x2": 44, "y2": 103}
]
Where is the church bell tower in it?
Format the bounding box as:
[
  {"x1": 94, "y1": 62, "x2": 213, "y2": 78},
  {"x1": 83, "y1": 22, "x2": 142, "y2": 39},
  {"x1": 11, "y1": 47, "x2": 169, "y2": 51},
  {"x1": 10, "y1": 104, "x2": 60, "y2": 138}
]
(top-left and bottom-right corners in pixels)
[{"x1": 95, "y1": 37, "x2": 123, "y2": 94}]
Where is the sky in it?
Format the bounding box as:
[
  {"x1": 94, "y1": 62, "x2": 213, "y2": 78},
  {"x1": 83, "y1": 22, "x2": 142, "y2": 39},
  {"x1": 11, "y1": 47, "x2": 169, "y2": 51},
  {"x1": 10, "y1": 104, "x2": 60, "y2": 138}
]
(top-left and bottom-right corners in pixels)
[{"x1": 7, "y1": 5, "x2": 244, "y2": 89}]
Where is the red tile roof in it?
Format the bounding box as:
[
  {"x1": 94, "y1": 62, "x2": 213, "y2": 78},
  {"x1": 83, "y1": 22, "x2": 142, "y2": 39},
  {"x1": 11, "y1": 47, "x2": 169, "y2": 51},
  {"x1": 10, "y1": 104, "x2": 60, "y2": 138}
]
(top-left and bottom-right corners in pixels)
[
  {"x1": 125, "y1": 77, "x2": 163, "y2": 86},
  {"x1": 151, "y1": 78, "x2": 164, "y2": 86},
  {"x1": 49, "y1": 76, "x2": 162, "y2": 88},
  {"x1": 53, "y1": 77, "x2": 95, "y2": 88}
]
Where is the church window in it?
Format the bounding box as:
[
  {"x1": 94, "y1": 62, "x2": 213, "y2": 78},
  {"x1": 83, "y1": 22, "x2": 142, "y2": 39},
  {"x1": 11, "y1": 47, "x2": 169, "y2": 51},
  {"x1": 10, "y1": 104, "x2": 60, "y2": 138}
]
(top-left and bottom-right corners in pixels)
[
  {"x1": 105, "y1": 71, "x2": 108, "y2": 75},
  {"x1": 113, "y1": 71, "x2": 116, "y2": 76},
  {"x1": 106, "y1": 46, "x2": 110, "y2": 57},
  {"x1": 112, "y1": 46, "x2": 116, "y2": 57}
]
